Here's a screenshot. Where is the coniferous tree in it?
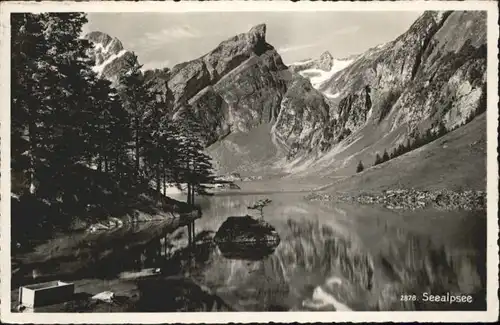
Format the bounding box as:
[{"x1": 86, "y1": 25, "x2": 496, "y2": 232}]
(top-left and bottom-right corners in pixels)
[
  {"x1": 436, "y1": 121, "x2": 447, "y2": 137},
  {"x1": 174, "y1": 108, "x2": 215, "y2": 205},
  {"x1": 12, "y1": 12, "x2": 135, "y2": 227},
  {"x1": 356, "y1": 161, "x2": 364, "y2": 173},
  {"x1": 382, "y1": 149, "x2": 390, "y2": 163},
  {"x1": 40, "y1": 13, "x2": 112, "y2": 215},
  {"x1": 11, "y1": 12, "x2": 131, "y2": 232},
  {"x1": 94, "y1": 79, "x2": 131, "y2": 178},
  {"x1": 11, "y1": 13, "x2": 49, "y2": 195},
  {"x1": 142, "y1": 95, "x2": 180, "y2": 201},
  {"x1": 374, "y1": 153, "x2": 382, "y2": 166},
  {"x1": 12, "y1": 13, "x2": 96, "y2": 199},
  {"x1": 118, "y1": 53, "x2": 158, "y2": 181}
]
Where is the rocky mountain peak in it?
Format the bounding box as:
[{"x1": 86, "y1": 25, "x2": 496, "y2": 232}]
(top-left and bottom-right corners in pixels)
[
  {"x1": 84, "y1": 31, "x2": 135, "y2": 81},
  {"x1": 248, "y1": 23, "x2": 267, "y2": 43},
  {"x1": 289, "y1": 50, "x2": 335, "y2": 73},
  {"x1": 84, "y1": 31, "x2": 124, "y2": 59},
  {"x1": 320, "y1": 51, "x2": 333, "y2": 59},
  {"x1": 318, "y1": 51, "x2": 334, "y2": 71}
]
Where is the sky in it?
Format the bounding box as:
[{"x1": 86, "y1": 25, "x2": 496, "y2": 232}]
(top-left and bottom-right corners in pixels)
[{"x1": 83, "y1": 11, "x2": 423, "y2": 70}]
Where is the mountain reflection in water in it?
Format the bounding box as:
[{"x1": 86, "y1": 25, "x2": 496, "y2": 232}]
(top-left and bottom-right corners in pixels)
[{"x1": 182, "y1": 192, "x2": 486, "y2": 311}]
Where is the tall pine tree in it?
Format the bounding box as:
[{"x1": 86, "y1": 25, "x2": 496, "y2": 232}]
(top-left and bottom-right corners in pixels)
[
  {"x1": 118, "y1": 53, "x2": 159, "y2": 183},
  {"x1": 174, "y1": 108, "x2": 215, "y2": 206}
]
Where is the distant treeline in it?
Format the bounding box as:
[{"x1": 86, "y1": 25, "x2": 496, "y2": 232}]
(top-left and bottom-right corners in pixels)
[{"x1": 355, "y1": 89, "x2": 486, "y2": 174}]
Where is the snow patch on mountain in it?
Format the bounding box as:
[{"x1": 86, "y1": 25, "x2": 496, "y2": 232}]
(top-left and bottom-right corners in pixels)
[
  {"x1": 293, "y1": 59, "x2": 314, "y2": 66},
  {"x1": 324, "y1": 92, "x2": 341, "y2": 99},
  {"x1": 92, "y1": 49, "x2": 128, "y2": 76},
  {"x1": 297, "y1": 58, "x2": 354, "y2": 90}
]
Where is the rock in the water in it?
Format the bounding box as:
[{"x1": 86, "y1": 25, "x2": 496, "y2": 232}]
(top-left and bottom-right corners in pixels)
[
  {"x1": 216, "y1": 241, "x2": 279, "y2": 261},
  {"x1": 214, "y1": 215, "x2": 280, "y2": 260},
  {"x1": 91, "y1": 291, "x2": 115, "y2": 303},
  {"x1": 214, "y1": 215, "x2": 280, "y2": 248}
]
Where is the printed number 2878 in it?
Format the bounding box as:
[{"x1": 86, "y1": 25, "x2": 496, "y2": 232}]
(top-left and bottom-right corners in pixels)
[{"x1": 400, "y1": 294, "x2": 417, "y2": 302}]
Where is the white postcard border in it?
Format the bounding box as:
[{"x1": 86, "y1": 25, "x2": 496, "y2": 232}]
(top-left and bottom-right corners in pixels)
[{"x1": 0, "y1": 1, "x2": 498, "y2": 323}]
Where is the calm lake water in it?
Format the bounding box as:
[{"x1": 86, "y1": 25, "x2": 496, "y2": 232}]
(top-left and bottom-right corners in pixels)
[
  {"x1": 14, "y1": 190, "x2": 486, "y2": 312},
  {"x1": 173, "y1": 191, "x2": 487, "y2": 311}
]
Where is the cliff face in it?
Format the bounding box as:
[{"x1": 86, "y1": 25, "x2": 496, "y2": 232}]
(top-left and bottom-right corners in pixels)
[
  {"x1": 318, "y1": 11, "x2": 486, "y2": 144},
  {"x1": 273, "y1": 74, "x2": 331, "y2": 156},
  {"x1": 166, "y1": 24, "x2": 291, "y2": 145}
]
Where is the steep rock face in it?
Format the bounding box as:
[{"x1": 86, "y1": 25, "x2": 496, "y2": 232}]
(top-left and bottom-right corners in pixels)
[
  {"x1": 143, "y1": 68, "x2": 175, "y2": 110},
  {"x1": 84, "y1": 31, "x2": 135, "y2": 82},
  {"x1": 273, "y1": 74, "x2": 331, "y2": 156},
  {"x1": 316, "y1": 10, "x2": 486, "y2": 149},
  {"x1": 212, "y1": 54, "x2": 288, "y2": 133},
  {"x1": 175, "y1": 86, "x2": 230, "y2": 146},
  {"x1": 167, "y1": 24, "x2": 286, "y2": 107},
  {"x1": 289, "y1": 51, "x2": 334, "y2": 73},
  {"x1": 391, "y1": 11, "x2": 486, "y2": 132},
  {"x1": 166, "y1": 24, "x2": 291, "y2": 145}
]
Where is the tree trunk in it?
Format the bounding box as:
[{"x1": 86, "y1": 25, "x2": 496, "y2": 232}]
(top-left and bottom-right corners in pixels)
[
  {"x1": 104, "y1": 155, "x2": 108, "y2": 173},
  {"x1": 135, "y1": 116, "x2": 140, "y2": 177},
  {"x1": 162, "y1": 173, "x2": 167, "y2": 196},
  {"x1": 156, "y1": 165, "x2": 161, "y2": 201},
  {"x1": 27, "y1": 116, "x2": 36, "y2": 195},
  {"x1": 97, "y1": 156, "x2": 103, "y2": 172},
  {"x1": 115, "y1": 154, "x2": 120, "y2": 180}
]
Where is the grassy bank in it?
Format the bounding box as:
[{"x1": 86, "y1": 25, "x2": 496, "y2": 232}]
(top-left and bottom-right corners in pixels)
[{"x1": 316, "y1": 113, "x2": 486, "y2": 194}]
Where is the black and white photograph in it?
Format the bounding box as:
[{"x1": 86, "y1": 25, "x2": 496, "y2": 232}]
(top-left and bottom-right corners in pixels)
[{"x1": 0, "y1": 0, "x2": 498, "y2": 323}]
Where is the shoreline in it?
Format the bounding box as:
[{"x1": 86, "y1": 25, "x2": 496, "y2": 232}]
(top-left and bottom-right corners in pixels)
[{"x1": 305, "y1": 188, "x2": 486, "y2": 211}]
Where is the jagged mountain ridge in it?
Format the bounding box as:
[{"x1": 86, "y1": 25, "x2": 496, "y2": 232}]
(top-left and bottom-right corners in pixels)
[
  {"x1": 318, "y1": 11, "x2": 486, "y2": 135},
  {"x1": 85, "y1": 24, "x2": 330, "y2": 152},
  {"x1": 85, "y1": 11, "x2": 487, "y2": 179}
]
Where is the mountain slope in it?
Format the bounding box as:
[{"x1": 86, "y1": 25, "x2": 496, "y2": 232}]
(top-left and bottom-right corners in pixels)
[
  {"x1": 317, "y1": 112, "x2": 486, "y2": 194},
  {"x1": 286, "y1": 10, "x2": 487, "y2": 178}
]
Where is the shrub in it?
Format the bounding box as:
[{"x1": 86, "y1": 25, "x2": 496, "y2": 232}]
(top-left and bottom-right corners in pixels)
[{"x1": 248, "y1": 198, "x2": 272, "y2": 219}]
